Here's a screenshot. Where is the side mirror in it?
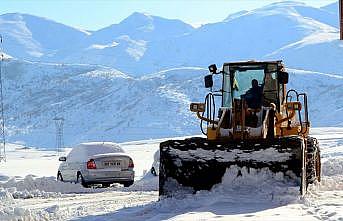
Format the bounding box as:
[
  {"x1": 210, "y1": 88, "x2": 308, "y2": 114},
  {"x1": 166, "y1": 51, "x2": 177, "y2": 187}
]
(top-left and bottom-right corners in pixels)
[
  {"x1": 208, "y1": 64, "x2": 217, "y2": 74},
  {"x1": 204, "y1": 75, "x2": 213, "y2": 88},
  {"x1": 278, "y1": 71, "x2": 289, "y2": 84},
  {"x1": 59, "y1": 156, "x2": 66, "y2": 161}
]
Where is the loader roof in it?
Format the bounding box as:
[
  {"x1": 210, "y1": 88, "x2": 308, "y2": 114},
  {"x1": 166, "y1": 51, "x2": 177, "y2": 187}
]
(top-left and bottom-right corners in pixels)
[{"x1": 223, "y1": 60, "x2": 283, "y2": 67}]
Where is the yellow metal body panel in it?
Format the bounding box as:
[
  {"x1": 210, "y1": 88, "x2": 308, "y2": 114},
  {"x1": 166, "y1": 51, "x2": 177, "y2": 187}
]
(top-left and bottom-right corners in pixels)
[{"x1": 207, "y1": 127, "x2": 217, "y2": 140}]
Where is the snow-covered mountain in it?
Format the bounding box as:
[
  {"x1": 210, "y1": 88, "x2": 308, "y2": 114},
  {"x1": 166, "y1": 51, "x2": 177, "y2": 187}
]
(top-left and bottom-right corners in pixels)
[
  {"x1": 2, "y1": 59, "x2": 207, "y2": 147},
  {"x1": 1, "y1": 1, "x2": 343, "y2": 147},
  {"x1": 139, "y1": 1, "x2": 340, "y2": 74},
  {"x1": 1, "y1": 1, "x2": 342, "y2": 75},
  {"x1": 0, "y1": 13, "x2": 89, "y2": 60}
]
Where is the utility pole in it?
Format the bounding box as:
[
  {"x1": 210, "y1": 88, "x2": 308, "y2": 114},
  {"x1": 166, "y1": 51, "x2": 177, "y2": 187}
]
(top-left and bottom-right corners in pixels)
[
  {"x1": 53, "y1": 117, "x2": 64, "y2": 153},
  {"x1": 340, "y1": 0, "x2": 343, "y2": 40}
]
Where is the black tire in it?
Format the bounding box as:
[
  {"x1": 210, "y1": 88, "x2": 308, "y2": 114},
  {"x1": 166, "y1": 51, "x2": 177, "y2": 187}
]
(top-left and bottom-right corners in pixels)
[
  {"x1": 123, "y1": 181, "x2": 134, "y2": 187},
  {"x1": 77, "y1": 172, "x2": 89, "y2": 188},
  {"x1": 306, "y1": 137, "x2": 321, "y2": 184},
  {"x1": 57, "y1": 172, "x2": 63, "y2": 182},
  {"x1": 102, "y1": 183, "x2": 111, "y2": 188},
  {"x1": 315, "y1": 147, "x2": 321, "y2": 182}
]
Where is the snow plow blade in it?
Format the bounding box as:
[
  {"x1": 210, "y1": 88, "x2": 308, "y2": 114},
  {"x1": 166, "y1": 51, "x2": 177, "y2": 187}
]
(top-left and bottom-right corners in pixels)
[{"x1": 159, "y1": 136, "x2": 307, "y2": 197}]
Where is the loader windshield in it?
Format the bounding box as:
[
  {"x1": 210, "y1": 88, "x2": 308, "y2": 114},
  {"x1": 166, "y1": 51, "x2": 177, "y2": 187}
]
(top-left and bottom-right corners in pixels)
[
  {"x1": 231, "y1": 69, "x2": 264, "y2": 100},
  {"x1": 222, "y1": 71, "x2": 232, "y2": 108},
  {"x1": 222, "y1": 64, "x2": 265, "y2": 108}
]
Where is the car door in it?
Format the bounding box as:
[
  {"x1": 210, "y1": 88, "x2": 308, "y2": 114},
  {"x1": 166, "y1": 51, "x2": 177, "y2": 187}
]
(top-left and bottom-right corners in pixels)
[
  {"x1": 63, "y1": 149, "x2": 78, "y2": 181},
  {"x1": 58, "y1": 159, "x2": 68, "y2": 181},
  {"x1": 62, "y1": 157, "x2": 74, "y2": 182},
  {"x1": 68, "y1": 146, "x2": 86, "y2": 182}
]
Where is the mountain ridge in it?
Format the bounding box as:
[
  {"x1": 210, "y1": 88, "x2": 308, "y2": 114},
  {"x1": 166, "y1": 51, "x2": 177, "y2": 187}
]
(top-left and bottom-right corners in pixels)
[{"x1": 1, "y1": 1, "x2": 342, "y2": 75}]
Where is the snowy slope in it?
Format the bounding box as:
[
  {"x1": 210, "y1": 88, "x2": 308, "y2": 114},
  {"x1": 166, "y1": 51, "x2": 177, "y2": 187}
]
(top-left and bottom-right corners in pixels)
[
  {"x1": 0, "y1": 13, "x2": 89, "y2": 60},
  {"x1": 129, "y1": 1, "x2": 342, "y2": 75},
  {"x1": 55, "y1": 13, "x2": 194, "y2": 74},
  {"x1": 267, "y1": 32, "x2": 343, "y2": 74},
  {"x1": 2, "y1": 59, "x2": 208, "y2": 147},
  {"x1": 2, "y1": 58, "x2": 343, "y2": 148},
  {"x1": 321, "y1": 1, "x2": 339, "y2": 21},
  {"x1": 89, "y1": 12, "x2": 194, "y2": 43}
]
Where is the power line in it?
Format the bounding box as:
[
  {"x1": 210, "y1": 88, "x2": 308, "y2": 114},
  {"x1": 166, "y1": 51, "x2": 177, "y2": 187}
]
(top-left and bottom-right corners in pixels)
[
  {"x1": 0, "y1": 34, "x2": 6, "y2": 162},
  {"x1": 340, "y1": 0, "x2": 343, "y2": 40}
]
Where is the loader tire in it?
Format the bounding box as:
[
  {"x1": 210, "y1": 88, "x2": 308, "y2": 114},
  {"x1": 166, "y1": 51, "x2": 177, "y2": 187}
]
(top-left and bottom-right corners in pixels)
[{"x1": 306, "y1": 137, "x2": 321, "y2": 184}]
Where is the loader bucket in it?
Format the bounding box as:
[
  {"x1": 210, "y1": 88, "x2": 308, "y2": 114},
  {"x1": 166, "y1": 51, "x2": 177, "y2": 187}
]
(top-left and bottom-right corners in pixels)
[{"x1": 159, "y1": 136, "x2": 307, "y2": 197}]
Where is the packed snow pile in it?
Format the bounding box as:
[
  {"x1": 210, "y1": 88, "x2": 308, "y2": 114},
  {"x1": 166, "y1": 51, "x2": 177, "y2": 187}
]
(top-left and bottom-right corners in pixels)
[
  {"x1": 212, "y1": 166, "x2": 300, "y2": 204},
  {"x1": 126, "y1": 149, "x2": 159, "y2": 192},
  {"x1": 313, "y1": 157, "x2": 343, "y2": 191},
  {"x1": 162, "y1": 165, "x2": 300, "y2": 201},
  {"x1": 0, "y1": 175, "x2": 104, "y2": 199},
  {"x1": 0, "y1": 188, "x2": 14, "y2": 202},
  {"x1": 169, "y1": 147, "x2": 293, "y2": 163},
  {"x1": 322, "y1": 157, "x2": 343, "y2": 177},
  {"x1": 108, "y1": 166, "x2": 302, "y2": 221},
  {"x1": 128, "y1": 172, "x2": 158, "y2": 192}
]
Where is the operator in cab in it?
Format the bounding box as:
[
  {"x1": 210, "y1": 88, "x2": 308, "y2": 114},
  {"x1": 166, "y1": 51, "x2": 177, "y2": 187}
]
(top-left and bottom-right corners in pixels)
[{"x1": 245, "y1": 79, "x2": 263, "y2": 109}]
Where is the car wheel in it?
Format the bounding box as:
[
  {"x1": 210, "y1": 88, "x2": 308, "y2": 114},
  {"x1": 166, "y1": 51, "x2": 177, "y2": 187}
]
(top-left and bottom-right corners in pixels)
[
  {"x1": 77, "y1": 172, "x2": 89, "y2": 188},
  {"x1": 57, "y1": 172, "x2": 63, "y2": 182},
  {"x1": 123, "y1": 181, "x2": 134, "y2": 187}
]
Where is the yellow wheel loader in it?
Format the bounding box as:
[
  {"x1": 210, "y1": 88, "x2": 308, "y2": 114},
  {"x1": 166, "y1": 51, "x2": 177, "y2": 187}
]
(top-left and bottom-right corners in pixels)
[{"x1": 159, "y1": 60, "x2": 321, "y2": 197}]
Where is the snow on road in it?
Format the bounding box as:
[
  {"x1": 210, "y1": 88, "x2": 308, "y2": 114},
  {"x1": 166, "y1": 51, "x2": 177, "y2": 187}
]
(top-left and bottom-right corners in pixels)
[
  {"x1": 14, "y1": 191, "x2": 158, "y2": 220},
  {"x1": 0, "y1": 128, "x2": 342, "y2": 220}
]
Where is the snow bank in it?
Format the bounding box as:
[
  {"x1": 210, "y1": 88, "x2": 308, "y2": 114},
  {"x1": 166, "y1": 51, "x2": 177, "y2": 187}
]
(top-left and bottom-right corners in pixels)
[
  {"x1": 0, "y1": 206, "x2": 32, "y2": 221},
  {"x1": 308, "y1": 157, "x2": 343, "y2": 192},
  {"x1": 116, "y1": 166, "x2": 302, "y2": 221},
  {"x1": 0, "y1": 175, "x2": 104, "y2": 199},
  {"x1": 0, "y1": 188, "x2": 32, "y2": 221},
  {"x1": 322, "y1": 157, "x2": 343, "y2": 177},
  {"x1": 124, "y1": 149, "x2": 159, "y2": 192},
  {"x1": 212, "y1": 166, "x2": 301, "y2": 203},
  {"x1": 0, "y1": 188, "x2": 14, "y2": 202},
  {"x1": 160, "y1": 165, "x2": 300, "y2": 203},
  {"x1": 127, "y1": 172, "x2": 158, "y2": 192}
]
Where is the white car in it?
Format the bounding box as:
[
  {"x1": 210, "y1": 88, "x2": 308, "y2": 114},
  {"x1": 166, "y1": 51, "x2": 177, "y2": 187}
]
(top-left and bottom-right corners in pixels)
[{"x1": 57, "y1": 142, "x2": 135, "y2": 187}]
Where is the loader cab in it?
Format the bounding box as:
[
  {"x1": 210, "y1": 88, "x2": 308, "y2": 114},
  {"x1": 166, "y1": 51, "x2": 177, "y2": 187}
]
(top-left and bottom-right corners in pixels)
[
  {"x1": 222, "y1": 61, "x2": 287, "y2": 112},
  {"x1": 195, "y1": 60, "x2": 291, "y2": 140}
]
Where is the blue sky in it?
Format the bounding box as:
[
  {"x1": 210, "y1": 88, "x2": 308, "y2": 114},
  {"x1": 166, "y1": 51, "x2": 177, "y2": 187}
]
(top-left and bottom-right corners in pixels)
[{"x1": 0, "y1": 0, "x2": 337, "y2": 30}]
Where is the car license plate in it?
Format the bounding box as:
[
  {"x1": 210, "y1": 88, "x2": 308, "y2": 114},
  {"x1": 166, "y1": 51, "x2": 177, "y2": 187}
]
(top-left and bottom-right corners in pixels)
[{"x1": 104, "y1": 161, "x2": 121, "y2": 168}]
